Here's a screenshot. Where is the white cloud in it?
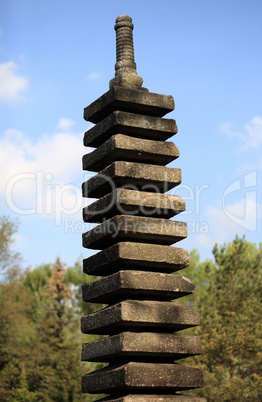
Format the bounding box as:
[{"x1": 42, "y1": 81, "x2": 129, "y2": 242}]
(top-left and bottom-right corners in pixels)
[
  {"x1": 244, "y1": 117, "x2": 262, "y2": 148},
  {"x1": 0, "y1": 61, "x2": 28, "y2": 103},
  {"x1": 221, "y1": 116, "x2": 262, "y2": 150},
  {"x1": 195, "y1": 233, "x2": 214, "y2": 249},
  {"x1": 11, "y1": 234, "x2": 28, "y2": 251},
  {"x1": 235, "y1": 160, "x2": 261, "y2": 174},
  {"x1": 195, "y1": 196, "x2": 262, "y2": 250},
  {"x1": 87, "y1": 72, "x2": 103, "y2": 80},
  {"x1": 56, "y1": 118, "x2": 75, "y2": 131},
  {"x1": 1, "y1": 120, "x2": 93, "y2": 223}
]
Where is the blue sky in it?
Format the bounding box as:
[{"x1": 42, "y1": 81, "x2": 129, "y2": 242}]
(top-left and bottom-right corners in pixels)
[{"x1": 1, "y1": 0, "x2": 261, "y2": 269}]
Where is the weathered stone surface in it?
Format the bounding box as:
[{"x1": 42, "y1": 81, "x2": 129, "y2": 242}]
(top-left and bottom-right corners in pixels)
[
  {"x1": 84, "y1": 86, "x2": 175, "y2": 124},
  {"x1": 83, "y1": 189, "x2": 185, "y2": 223},
  {"x1": 82, "y1": 270, "x2": 194, "y2": 303},
  {"x1": 83, "y1": 111, "x2": 178, "y2": 148},
  {"x1": 109, "y1": 15, "x2": 144, "y2": 89},
  {"x1": 82, "y1": 362, "x2": 204, "y2": 393},
  {"x1": 97, "y1": 394, "x2": 206, "y2": 401},
  {"x1": 83, "y1": 242, "x2": 190, "y2": 276},
  {"x1": 83, "y1": 134, "x2": 179, "y2": 172},
  {"x1": 82, "y1": 215, "x2": 187, "y2": 250},
  {"x1": 82, "y1": 161, "x2": 181, "y2": 198},
  {"x1": 81, "y1": 300, "x2": 200, "y2": 334},
  {"x1": 82, "y1": 332, "x2": 202, "y2": 362},
  {"x1": 81, "y1": 13, "x2": 205, "y2": 400}
]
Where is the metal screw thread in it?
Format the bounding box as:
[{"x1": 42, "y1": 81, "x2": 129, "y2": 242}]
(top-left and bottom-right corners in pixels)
[{"x1": 114, "y1": 15, "x2": 137, "y2": 75}]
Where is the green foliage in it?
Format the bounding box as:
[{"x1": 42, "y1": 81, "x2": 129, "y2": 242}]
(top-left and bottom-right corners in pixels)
[
  {"x1": 182, "y1": 237, "x2": 262, "y2": 401},
  {"x1": 0, "y1": 218, "x2": 100, "y2": 400},
  {"x1": 0, "y1": 216, "x2": 22, "y2": 280},
  {"x1": 1, "y1": 217, "x2": 261, "y2": 401},
  {"x1": 0, "y1": 257, "x2": 101, "y2": 401}
]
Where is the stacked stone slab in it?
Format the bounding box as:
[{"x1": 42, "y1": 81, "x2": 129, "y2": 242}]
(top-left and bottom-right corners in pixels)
[{"x1": 81, "y1": 15, "x2": 205, "y2": 402}]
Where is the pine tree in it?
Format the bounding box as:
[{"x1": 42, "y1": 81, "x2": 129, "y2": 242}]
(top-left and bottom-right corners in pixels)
[
  {"x1": 27, "y1": 259, "x2": 83, "y2": 401},
  {"x1": 184, "y1": 237, "x2": 262, "y2": 401},
  {"x1": 0, "y1": 216, "x2": 103, "y2": 401},
  {"x1": 0, "y1": 216, "x2": 22, "y2": 280}
]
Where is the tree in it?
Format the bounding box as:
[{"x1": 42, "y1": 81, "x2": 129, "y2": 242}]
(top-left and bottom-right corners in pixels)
[
  {"x1": 24, "y1": 259, "x2": 82, "y2": 401},
  {"x1": 0, "y1": 217, "x2": 36, "y2": 400},
  {"x1": 0, "y1": 271, "x2": 37, "y2": 400},
  {"x1": 22, "y1": 259, "x2": 100, "y2": 401},
  {"x1": 0, "y1": 216, "x2": 22, "y2": 280},
  {"x1": 0, "y1": 217, "x2": 104, "y2": 401},
  {"x1": 182, "y1": 237, "x2": 262, "y2": 401}
]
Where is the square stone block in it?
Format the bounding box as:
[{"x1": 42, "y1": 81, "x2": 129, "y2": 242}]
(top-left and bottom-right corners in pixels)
[
  {"x1": 83, "y1": 111, "x2": 178, "y2": 148},
  {"x1": 83, "y1": 242, "x2": 190, "y2": 276},
  {"x1": 82, "y1": 332, "x2": 202, "y2": 362},
  {"x1": 82, "y1": 270, "x2": 194, "y2": 303},
  {"x1": 97, "y1": 395, "x2": 206, "y2": 401},
  {"x1": 84, "y1": 86, "x2": 175, "y2": 123},
  {"x1": 82, "y1": 161, "x2": 181, "y2": 198},
  {"x1": 82, "y1": 362, "x2": 204, "y2": 393},
  {"x1": 83, "y1": 134, "x2": 179, "y2": 172},
  {"x1": 83, "y1": 189, "x2": 185, "y2": 223},
  {"x1": 82, "y1": 215, "x2": 187, "y2": 250},
  {"x1": 81, "y1": 300, "x2": 200, "y2": 334}
]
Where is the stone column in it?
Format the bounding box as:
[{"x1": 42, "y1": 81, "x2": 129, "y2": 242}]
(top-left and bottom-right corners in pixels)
[{"x1": 81, "y1": 15, "x2": 206, "y2": 402}]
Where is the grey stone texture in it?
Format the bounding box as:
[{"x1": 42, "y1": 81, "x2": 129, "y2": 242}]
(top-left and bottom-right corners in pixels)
[
  {"x1": 82, "y1": 270, "x2": 194, "y2": 303},
  {"x1": 84, "y1": 86, "x2": 174, "y2": 124},
  {"x1": 83, "y1": 111, "x2": 178, "y2": 147},
  {"x1": 82, "y1": 215, "x2": 187, "y2": 250},
  {"x1": 82, "y1": 161, "x2": 181, "y2": 198},
  {"x1": 81, "y1": 300, "x2": 200, "y2": 334},
  {"x1": 83, "y1": 189, "x2": 185, "y2": 223},
  {"x1": 82, "y1": 332, "x2": 201, "y2": 362},
  {"x1": 83, "y1": 134, "x2": 179, "y2": 172},
  {"x1": 109, "y1": 15, "x2": 144, "y2": 89},
  {"x1": 81, "y1": 14, "x2": 205, "y2": 400},
  {"x1": 82, "y1": 362, "x2": 204, "y2": 393},
  {"x1": 97, "y1": 395, "x2": 206, "y2": 402},
  {"x1": 83, "y1": 242, "x2": 190, "y2": 276}
]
